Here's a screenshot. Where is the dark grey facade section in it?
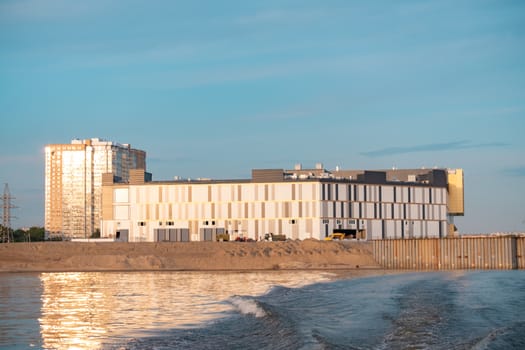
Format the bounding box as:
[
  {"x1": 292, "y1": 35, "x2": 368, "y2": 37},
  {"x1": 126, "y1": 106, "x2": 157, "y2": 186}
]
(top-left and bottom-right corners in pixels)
[
  {"x1": 252, "y1": 169, "x2": 285, "y2": 182},
  {"x1": 115, "y1": 229, "x2": 129, "y2": 242},
  {"x1": 357, "y1": 171, "x2": 387, "y2": 184}
]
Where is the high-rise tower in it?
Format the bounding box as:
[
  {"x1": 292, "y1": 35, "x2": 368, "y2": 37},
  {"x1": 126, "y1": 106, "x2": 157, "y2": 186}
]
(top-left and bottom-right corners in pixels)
[{"x1": 44, "y1": 138, "x2": 146, "y2": 238}]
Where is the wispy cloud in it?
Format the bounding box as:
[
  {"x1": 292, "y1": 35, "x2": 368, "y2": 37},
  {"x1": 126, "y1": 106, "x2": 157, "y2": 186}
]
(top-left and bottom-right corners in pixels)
[
  {"x1": 241, "y1": 109, "x2": 309, "y2": 122},
  {"x1": 235, "y1": 8, "x2": 327, "y2": 25},
  {"x1": 0, "y1": 0, "x2": 105, "y2": 21},
  {"x1": 361, "y1": 140, "x2": 508, "y2": 157},
  {"x1": 116, "y1": 53, "x2": 365, "y2": 90},
  {"x1": 503, "y1": 166, "x2": 525, "y2": 177}
]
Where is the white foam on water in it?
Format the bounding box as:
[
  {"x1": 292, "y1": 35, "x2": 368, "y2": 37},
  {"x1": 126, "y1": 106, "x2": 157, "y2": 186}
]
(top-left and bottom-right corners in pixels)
[{"x1": 230, "y1": 296, "x2": 267, "y2": 318}]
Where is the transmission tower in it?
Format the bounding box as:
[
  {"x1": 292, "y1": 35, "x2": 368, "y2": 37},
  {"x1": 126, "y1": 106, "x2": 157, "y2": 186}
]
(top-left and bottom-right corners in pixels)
[{"x1": 1, "y1": 183, "x2": 17, "y2": 243}]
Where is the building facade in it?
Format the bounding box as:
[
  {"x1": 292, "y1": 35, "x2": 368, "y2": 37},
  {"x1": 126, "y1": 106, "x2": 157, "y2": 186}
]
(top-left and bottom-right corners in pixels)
[
  {"x1": 45, "y1": 138, "x2": 146, "y2": 238},
  {"x1": 100, "y1": 165, "x2": 464, "y2": 242}
]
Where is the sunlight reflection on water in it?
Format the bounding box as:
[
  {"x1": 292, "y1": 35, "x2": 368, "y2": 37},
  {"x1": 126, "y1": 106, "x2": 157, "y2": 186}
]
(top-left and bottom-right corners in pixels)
[{"x1": 37, "y1": 271, "x2": 334, "y2": 349}]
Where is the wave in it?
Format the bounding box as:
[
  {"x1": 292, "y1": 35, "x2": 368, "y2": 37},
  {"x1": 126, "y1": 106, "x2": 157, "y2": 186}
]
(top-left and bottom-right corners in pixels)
[
  {"x1": 229, "y1": 296, "x2": 267, "y2": 318},
  {"x1": 115, "y1": 271, "x2": 525, "y2": 350},
  {"x1": 470, "y1": 321, "x2": 525, "y2": 350}
]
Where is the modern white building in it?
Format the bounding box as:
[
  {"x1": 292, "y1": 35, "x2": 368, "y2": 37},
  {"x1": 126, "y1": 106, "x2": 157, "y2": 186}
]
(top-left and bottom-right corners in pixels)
[
  {"x1": 45, "y1": 138, "x2": 147, "y2": 239},
  {"x1": 100, "y1": 164, "x2": 464, "y2": 242}
]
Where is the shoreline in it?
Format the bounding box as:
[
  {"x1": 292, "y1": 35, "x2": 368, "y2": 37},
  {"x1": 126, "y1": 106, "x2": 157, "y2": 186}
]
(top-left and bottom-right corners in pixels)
[{"x1": 0, "y1": 239, "x2": 381, "y2": 273}]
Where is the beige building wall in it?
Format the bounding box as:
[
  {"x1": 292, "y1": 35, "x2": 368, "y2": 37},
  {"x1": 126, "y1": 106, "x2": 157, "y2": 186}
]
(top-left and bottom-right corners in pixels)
[
  {"x1": 101, "y1": 176, "x2": 450, "y2": 242},
  {"x1": 447, "y1": 168, "x2": 464, "y2": 215}
]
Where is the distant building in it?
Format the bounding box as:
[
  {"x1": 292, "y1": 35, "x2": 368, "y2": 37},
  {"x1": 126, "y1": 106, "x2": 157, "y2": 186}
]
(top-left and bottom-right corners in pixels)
[
  {"x1": 45, "y1": 138, "x2": 147, "y2": 239},
  {"x1": 100, "y1": 164, "x2": 464, "y2": 242}
]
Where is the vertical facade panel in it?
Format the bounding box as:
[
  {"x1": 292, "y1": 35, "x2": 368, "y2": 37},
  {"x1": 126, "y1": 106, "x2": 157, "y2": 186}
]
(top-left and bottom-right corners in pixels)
[
  {"x1": 383, "y1": 187, "x2": 393, "y2": 203},
  {"x1": 414, "y1": 188, "x2": 423, "y2": 203}
]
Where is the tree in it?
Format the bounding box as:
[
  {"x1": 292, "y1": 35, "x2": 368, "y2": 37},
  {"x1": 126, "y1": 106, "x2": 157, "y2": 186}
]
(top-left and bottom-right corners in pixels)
[
  {"x1": 91, "y1": 229, "x2": 101, "y2": 238},
  {"x1": 27, "y1": 226, "x2": 45, "y2": 241},
  {"x1": 6, "y1": 226, "x2": 45, "y2": 242}
]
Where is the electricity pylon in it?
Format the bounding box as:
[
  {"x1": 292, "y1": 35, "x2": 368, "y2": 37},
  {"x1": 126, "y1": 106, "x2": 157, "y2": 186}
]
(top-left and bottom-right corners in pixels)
[{"x1": 1, "y1": 183, "x2": 17, "y2": 243}]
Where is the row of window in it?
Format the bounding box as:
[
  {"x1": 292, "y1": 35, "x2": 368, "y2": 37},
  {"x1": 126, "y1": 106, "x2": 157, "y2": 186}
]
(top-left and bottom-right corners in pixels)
[
  {"x1": 127, "y1": 200, "x2": 444, "y2": 221},
  {"x1": 324, "y1": 202, "x2": 443, "y2": 220},
  {"x1": 120, "y1": 182, "x2": 445, "y2": 205},
  {"x1": 138, "y1": 219, "x2": 300, "y2": 227},
  {"x1": 321, "y1": 184, "x2": 442, "y2": 204}
]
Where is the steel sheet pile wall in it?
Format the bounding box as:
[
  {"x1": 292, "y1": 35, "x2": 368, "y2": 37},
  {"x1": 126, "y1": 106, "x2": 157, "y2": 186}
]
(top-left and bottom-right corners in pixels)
[
  {"x1": 518, "y1": 237, "x2": 525, "y2": 269},
  {"x1": 373, "y1": 237, "x2": 522, "y2": 270}
]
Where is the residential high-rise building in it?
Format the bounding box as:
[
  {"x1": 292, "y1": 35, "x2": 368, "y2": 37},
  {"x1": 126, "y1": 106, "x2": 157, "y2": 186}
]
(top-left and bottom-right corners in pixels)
[{"x1": 45, "y1": 138, "x2": 146, "y2": 238}]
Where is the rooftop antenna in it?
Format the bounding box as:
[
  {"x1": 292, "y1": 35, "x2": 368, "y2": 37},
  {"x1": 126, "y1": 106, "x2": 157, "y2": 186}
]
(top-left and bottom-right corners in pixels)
[{"x1": 1, "y1": 183, "x2": 17, "y2": 243}]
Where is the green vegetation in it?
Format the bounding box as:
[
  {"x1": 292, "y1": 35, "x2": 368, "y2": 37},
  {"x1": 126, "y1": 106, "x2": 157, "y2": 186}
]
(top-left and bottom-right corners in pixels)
[{"x1": 0, "y1": 225, "x2": 45, "y2": 242}]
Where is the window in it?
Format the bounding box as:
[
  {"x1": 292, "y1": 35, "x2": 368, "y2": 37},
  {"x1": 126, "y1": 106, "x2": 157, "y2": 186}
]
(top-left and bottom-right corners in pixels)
[{"x1": 393, "y1": 186, "x2": 397, "y2": 202}]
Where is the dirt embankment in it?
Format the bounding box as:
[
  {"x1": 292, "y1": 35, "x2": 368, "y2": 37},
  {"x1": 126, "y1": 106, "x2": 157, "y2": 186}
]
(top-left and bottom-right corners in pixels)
[{"x1": 0, "y1": 239, "x2": 380, "y2": 272}]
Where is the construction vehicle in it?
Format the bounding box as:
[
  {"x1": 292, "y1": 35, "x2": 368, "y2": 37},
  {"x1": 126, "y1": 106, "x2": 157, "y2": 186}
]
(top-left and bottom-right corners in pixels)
[
  {"x1": 264, "y1": 233, "x2": 287, "y2": 241},
  {"x1": 216, "y1": 233, "x2": 230, "y2": 241},
  {"x1": 324, "y1": 233, "x2": 347, "y2": 241}
]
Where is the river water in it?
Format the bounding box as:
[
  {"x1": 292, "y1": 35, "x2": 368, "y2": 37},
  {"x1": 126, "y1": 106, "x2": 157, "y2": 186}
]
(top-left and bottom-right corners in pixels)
[{"x1": 1, "y1": 270, "x2": 524, "y2": 349}]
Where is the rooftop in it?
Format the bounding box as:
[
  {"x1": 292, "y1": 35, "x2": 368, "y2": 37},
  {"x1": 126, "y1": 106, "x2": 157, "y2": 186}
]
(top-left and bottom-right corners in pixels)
[{"x1": 107, "y1": 165, "x2": 453, "y2": 188}]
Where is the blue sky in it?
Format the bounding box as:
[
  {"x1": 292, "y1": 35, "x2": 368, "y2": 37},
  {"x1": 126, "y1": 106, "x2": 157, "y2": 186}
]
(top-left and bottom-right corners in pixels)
[{"x1": 1, "y1": 0, "x2": 524, "y2": 233}]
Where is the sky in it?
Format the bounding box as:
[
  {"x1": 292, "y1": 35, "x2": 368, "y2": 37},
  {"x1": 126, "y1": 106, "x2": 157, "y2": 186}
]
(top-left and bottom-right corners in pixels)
[{"x1": 1, "y1": 0, "x2": 524, "y2": 233}]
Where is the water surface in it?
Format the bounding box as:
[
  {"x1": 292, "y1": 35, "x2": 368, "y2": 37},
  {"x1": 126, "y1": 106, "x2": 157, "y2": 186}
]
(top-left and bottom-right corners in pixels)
[{"x1": 1, "y1": 271, "x2": 524, "y2": 349}]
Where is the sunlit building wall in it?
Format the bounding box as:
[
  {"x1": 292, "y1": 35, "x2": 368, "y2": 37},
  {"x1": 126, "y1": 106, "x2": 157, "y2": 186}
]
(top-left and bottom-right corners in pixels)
[
  {"x1": 45, "y1": 138, "x2": 146, "y2": 238},
  {"x1": 446, "y1": 168, "x2": 465, "y2": 236},
  {"x1": 101, "y1": 166, "x2": 462, "y2": 242}
]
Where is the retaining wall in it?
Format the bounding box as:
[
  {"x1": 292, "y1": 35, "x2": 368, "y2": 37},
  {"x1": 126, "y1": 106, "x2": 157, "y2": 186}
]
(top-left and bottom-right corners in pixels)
[{"x1": 372, "y1": 237, "x2": 525, "y2": 270}]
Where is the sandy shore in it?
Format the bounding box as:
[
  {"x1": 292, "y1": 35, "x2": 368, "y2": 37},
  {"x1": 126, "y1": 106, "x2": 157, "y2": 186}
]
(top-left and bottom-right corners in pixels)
[{"x1": 0, "y1": 239, "x2": 381, "y2": 273}]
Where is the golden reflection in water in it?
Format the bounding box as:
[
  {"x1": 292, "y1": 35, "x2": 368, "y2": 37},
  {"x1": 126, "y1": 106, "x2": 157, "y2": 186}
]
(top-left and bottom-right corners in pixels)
[{"x1": 39, "y1": 271, "x2": 334, "y2": 349}]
